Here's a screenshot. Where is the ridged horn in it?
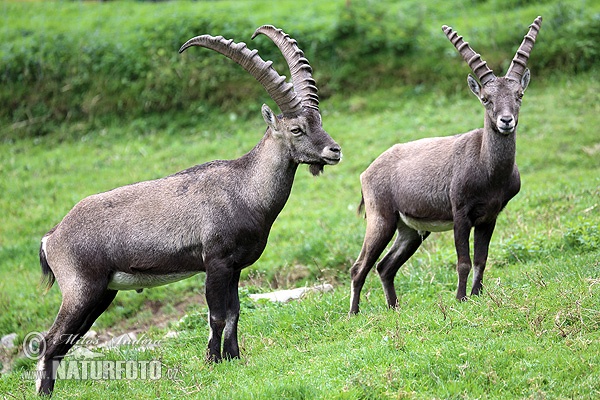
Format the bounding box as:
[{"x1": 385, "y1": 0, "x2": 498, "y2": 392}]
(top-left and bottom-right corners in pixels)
[
  {"x1": 506, "y1": 16, "x2": 543, "y2": 82},
  {"x1": 252, "y1": 25, "x2": 320, "y2": 111},
  {"x1": 179, "y1": 34, "x2": 302, "y2": 115},
  {"x1": 442, "y1": 24, "x2": 496, "y2": 85}
]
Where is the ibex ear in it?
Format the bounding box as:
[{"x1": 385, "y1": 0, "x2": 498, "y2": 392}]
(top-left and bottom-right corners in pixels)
[
  {"x1": 521, "y1": 69, "x2": 530, "y2": 91},
  {"x1": 262, "y1": 104, "x2": 280, "y2": 133},
  {"x1": 467, "y1": 74, "x2": 481, "y2": 97}
]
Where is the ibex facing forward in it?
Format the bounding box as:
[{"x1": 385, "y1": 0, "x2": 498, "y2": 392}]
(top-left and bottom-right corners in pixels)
[
  {"x1": 349, "y1": 17, "x2": 542, "y2": 314},
  {"x1": 37, "y1": 26, "x2": 341, "y2": 395}
]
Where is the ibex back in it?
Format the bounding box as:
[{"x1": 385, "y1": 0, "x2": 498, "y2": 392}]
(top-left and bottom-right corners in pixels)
[
  {"x1": 37, "y1": 26, "x2": 341, "y2": 396},
  {"x1": 349, "y1": 17, "x2": 542, "y2": 314}
]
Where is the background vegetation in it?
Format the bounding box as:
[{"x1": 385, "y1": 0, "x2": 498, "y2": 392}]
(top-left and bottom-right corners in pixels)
[
  {"x1": 1, "y1": 0, "x2": 599, "y2": 398},
  {"x1": 1, "y1": 0, "x2": 599, "y2": 138}
]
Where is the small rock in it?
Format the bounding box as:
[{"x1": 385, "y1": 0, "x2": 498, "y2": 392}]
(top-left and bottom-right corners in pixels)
[
  {"x1": 83, "y1": 330, "x2": 97, "y2": 340},
  {"x1": 70, "y1": 347, "x2": 105, "y2": 359},
  {"x1": 99, "y1": 332, "x2": 137, "y2": 349},
  {"x1": 164, "y1": 331, "x2": 179, "y2": 339},
  {"x1": 249, "y1": 283, "x2": 334, "y2": 303},
  {"x1": 1, "y1": 333, "x2": 17, "y2": 349}
]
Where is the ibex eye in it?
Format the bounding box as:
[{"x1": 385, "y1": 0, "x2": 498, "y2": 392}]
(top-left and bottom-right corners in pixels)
[
  {"x1": 481, "y1": 97, "x2": 490, "y2": 105},
  {"x1": 290, "y1": 127, "x2": 303, "y2": 135}
]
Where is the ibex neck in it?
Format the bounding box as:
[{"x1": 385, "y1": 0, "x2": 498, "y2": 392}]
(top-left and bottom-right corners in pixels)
[
  {"x1": 481, "y1": 118, "x2": 517, "y2": 180},
  {"x1": 242, "y1": 130, "x2": 298, "y2": 214}
]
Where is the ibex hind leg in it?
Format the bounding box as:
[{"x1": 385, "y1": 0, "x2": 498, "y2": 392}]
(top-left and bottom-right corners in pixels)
[
  {"x1": 376, "y1": 226, "x2": 430, "y2": 309},
  {"x1": 75, "y1": 289, "x2": 118, "y2": 337},
  {"x1": 37, "y1": 282, "x2": 115, "y2": 395},
  {"x1": 349, "y1": 212, "x2": 397, "y2": 314}
]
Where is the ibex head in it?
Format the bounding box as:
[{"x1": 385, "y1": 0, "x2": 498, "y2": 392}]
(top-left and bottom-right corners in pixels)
[
  {"x1": 180, "y1": 25, "x2": 341, "y2": 175},
  {"x1": 443, "y1": 16, "x2": 542, "y2": 135}
]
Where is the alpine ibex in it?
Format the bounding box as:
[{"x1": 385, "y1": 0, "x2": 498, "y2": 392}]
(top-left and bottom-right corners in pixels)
[
  {"x1": 349, "y1": 17, "x2": 542, "y2": 314},
  {"x1": 36, "y1": 26, "x2": 341, "y2": 395}
]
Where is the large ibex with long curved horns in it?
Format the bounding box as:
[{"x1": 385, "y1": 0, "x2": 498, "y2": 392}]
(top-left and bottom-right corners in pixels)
[
  {"x1": 36, "y1": 25, "x2": 341, "y2": 395},
  {"x1": 349, "y1": 17, "x2": 542, "y2": 314}
]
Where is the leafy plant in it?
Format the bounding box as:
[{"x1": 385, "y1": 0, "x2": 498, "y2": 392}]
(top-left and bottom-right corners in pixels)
[
  {"x1": 563, "y1": 220, "x2": 600, "y2": 252},
  {"x1": 2, "y1": 0, "x2": 599, "y2": 139}
]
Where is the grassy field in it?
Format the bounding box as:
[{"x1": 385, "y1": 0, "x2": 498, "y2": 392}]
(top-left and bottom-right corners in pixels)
[
  {"x1": 1, "y1": 70, "x2": 599, "y2": 398},
  {"x1": 1, "y1": 0, "x2": 600, "y2": 398}
]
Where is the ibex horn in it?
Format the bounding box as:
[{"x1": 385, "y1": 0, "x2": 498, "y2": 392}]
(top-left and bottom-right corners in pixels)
[
  {"x1": 442, "y1": 24, "x2": 496, "y2": 85},
  {"x1": 252, "y1": 25, "x2": 320, "y2": 111},
  {"x1": 179, "y1": 34, "x2": 302, "y2": 115},
  {"x1": 506, "y1": 16, "x2": 543, "y2": 82}
]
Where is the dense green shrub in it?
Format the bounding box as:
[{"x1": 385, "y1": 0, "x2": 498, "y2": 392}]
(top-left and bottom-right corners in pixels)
[
  {"x1": 535, "y1": 2, "x2": 600, "y2": 72},
  {"x1": 564, "y1": 220, "x2": 600, "y2": 252},
  {"x1": 1, "y1": 0, "x2": 599, "y2": 139}
]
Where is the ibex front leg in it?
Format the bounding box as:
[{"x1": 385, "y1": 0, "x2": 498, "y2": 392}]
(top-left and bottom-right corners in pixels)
[
  {"x1": 222, "y1": 269, "x2": 241, "y2": 360},
  {"x1": 453, "y1": 216, "x2": 473, "y2": 301},
  {"x1": 472, "y1": 220, "x2": 496, "y2": 296},
  {"x1": 205, "y1": 262, "x2": 235, "y2": 362}
]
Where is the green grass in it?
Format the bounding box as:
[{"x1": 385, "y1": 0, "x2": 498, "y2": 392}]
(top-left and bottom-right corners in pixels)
[
  {"x1": 4, "y1": 255, "x2": 600, "y2": 398},
  {"x1": 1, "y1": 0, "x2": 600, "y2": 397},
  {"x1": 1, "y1": 70, "x2": 599, "y2": 398}
]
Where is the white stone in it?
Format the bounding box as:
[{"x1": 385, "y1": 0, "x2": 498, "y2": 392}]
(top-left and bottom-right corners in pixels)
[
  {"x1": 248, "y1": 283, "x2": 334, "y2": 303},
  {"x1": 0, "y1": 333, "x2": 17, "y2": 349},
  {"x1": 69, "y1": 347, "x2": 105, "y2": 359},
  {"x1": 99, "y1": 332, "x2": 137, "y2": 349},
  {"x1": 164, "y1": 331, "x2": 179, "y2": 339}
]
